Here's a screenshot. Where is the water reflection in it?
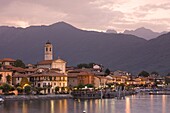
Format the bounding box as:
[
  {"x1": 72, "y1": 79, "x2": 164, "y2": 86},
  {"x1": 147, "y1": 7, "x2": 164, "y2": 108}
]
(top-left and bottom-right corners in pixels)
[
  {"x1": 22, "y1": 101, "x2": 28, "y2": 113},
  {"x1": 51, "y1": 100, "x2": 54, "y2": 113},
  {"x1": 162, "y1": 95, "x2": 166, "y2": 113},
  {"x1": 126, "y1": 97, "x2": 131, "y2": 113},
  {"x1": 1, "y1": 95, "x2": 170, "y2": 113}
]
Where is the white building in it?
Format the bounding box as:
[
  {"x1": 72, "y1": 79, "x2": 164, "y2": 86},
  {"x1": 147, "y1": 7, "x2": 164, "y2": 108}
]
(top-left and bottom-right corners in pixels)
[{"x1": 37, "y1": 41, "x2": 67, "y2": 74}]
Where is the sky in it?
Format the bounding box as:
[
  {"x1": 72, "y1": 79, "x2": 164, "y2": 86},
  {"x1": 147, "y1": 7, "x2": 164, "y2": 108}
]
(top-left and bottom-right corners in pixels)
[{"x1": 1, "y1": 0, "x2": 170, "y2": 32}]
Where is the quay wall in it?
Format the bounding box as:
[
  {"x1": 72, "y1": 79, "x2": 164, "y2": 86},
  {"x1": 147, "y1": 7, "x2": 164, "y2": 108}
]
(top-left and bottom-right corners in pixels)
[{"x1": 2, "y1": 94, "x2": 73, "y2": 100}]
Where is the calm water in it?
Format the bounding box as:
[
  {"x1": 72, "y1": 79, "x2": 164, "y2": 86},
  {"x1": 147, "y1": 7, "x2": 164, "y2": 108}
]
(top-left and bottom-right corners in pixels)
[{"x1": 0, "y1": 95, "x2": 170, "y2": 113}]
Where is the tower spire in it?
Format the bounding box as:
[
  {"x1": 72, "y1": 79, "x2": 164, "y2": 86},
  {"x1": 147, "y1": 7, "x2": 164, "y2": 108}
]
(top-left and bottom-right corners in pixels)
[{"x1": 44, "y1": 41, "x2": 53, "y2": 60}]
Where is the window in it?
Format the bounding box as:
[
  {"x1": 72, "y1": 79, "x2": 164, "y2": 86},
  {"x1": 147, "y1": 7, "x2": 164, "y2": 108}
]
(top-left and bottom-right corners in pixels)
[
  {"x1": 46, "y1": 47, "x2": 48, "y2": 51},
  {"x1": 61, "y1": 77, "x2": 63, "y2": 80},
  {"x1": 43, "y1": 83, "x2": 46, "y2": 87},
  {"x1": 38, "y1": 83, "x2": 41, "y2": 87},
  {"x1": 50, "y1": 48, "x2": 52, "y2": 51}
]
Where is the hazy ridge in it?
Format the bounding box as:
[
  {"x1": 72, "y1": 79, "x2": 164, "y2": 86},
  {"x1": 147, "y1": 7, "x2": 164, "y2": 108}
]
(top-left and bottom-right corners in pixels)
[{"x1": 0, "y1": 22, "x2": 170, "y2": 74}]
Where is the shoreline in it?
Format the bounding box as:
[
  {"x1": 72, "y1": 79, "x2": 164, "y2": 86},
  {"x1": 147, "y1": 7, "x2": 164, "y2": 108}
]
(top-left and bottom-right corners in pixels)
[{"x1": 2, "y1": 94, "x2": 73, "y2": 100}]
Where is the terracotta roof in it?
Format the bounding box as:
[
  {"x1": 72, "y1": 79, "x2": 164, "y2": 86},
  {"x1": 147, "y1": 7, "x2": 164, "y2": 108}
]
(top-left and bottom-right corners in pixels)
[
  {"x1": 4, "y1": 65, "x2": 27, "y2": 73},
  {"x1": 68, "y1": 73, "x2": 78, "y2": 77},
  {"x1": 51, "y1": 68, "x2": 62, "y2": 71},
  {"x1": 38, "y1": 60, "x2": 53, "y2": 65},
  {"x1": 13, "y1": 71, "x2": 67, "y2": 78},
  {"x1": 11, "y1": 67, "x2": 25, "y2": 72},
  {"x1": 30, "y1": 72, "x2": 67, "y2": 77},
  {"x1": 78, "y1": 71, "x2": 94, "y2": 76},
  {"x1": 25, "y1": 68, "x2": 37, "y2": 72},
  {"x1": 0, "y1": 69, "x2": 12, "y2": 72},
  {"x1": 0, "y1": 58, "x2": 16, "y2": 62},
  {"x1": 94, "y1": 75, "x2": 107, "y2": 79},
  {"x1": 54, "y1": 58, "x2": 66, "y2": 63},
  {"x1": 4, "y1": 65, "x2": 15, "y2": 69},
  {"x1": 13, "y1": 74, "x2": 31, "y2": 78}
]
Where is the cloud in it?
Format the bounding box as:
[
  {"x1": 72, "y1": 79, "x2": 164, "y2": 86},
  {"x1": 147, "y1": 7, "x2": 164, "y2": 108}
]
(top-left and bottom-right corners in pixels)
[{"x1": 0, "y1": 0, "x2": 170, "y2": 32}]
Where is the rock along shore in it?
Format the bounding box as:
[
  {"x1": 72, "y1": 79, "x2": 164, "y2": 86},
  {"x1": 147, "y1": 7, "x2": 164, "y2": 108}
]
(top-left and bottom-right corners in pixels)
[{"x1": 2, "y1": 94, "x2": 73, "y2": 100}]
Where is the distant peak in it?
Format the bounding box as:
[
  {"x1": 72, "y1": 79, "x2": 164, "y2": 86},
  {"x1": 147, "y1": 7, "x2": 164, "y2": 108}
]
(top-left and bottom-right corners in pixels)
[
  {"x1": 51, "y1": 21, "x2": 73, "y2": 27},
  {"x1": 49, "y1": 21, "x2": 79, "y2": 30},
  {"x1": 135, "y1": 27, "x2": 153, "y2": 32},
  {"x1": 106, "y1": 29, "x2": 117, "y2": 34}
]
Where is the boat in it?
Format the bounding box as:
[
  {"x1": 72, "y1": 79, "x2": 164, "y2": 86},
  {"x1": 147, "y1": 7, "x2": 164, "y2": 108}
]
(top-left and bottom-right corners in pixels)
[{"x1": 0, "y1": 96, "x2": 4, "y2": 103}]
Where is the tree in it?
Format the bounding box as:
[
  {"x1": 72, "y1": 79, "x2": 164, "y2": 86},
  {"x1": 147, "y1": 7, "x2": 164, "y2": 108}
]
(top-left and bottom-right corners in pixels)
[
  {"x1": 24, "y1": 85, "x2": 31, "y2": 94},
  {"x1": 17, "y1": 86, "x2": 23, "y2": 94},
  {"x1": 32, "y1": 87, "x2": 44, "y2": 94},
  {"x1": 88, "y1": 63, "x2": 95, "y2": 68},
  {"x1": 77, "y1": 84, "x2": 85, "y2": 89},
  {"x1": 105, "y1": 68, "x2": 110, "y2": 75},
  {"x1": 20, "y1": 77, "x2": 29, "y2": 88},
  {"x1": 86, "y1": 84, "x2": 94, "y2": 88},
  {"x1": 61, "y1": 87, "x2": 65, "y2": 93},
  {"x1": 0, "y1": 74, "x2": 2, "y2": 81},
  {"x1": 138, "y1": 71, "x2": 150, "y2": 77},
  {"x1": 151, "y1": 71, "x2": 159, "y2": 76},
  {"x1": 55, "y1": 86, "x2": 59, "y2": 94},
  {"x1": 77, "y1": 63, "x2": 88, "y2": 68},
  {"x1": 2, "y1": 83, "x2": 11, "y2": 94},
  {"x1": 77, "y1": 63, "x2": 95, "y2": 69},
  {"x1": 6, "y1": 75, "x2": 11, "y2": 84},
  {"x1": 14, "y1": 59, "x2": 25, "y2": 68},
  {"x1": 167, "y1": 73, "x2": 170, "y2": 76}
]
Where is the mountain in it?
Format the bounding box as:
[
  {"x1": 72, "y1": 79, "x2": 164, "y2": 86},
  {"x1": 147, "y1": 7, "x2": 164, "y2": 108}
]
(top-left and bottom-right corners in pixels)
[
  {"x1": 0, "y1": 22, "x2": 170, "y2": 75},
  {"x1": 123, "y1": 27, "x2": 167, "y2": 40},
  {"x1": 106, "y1": 29, "x2": 117, "y2": 34}
]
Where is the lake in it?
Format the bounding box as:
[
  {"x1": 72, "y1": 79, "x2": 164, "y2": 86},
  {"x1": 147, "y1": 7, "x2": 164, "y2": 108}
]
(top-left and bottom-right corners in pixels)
[{"x1": 0, "y1": 94, "x2": 170, "y2": 113}]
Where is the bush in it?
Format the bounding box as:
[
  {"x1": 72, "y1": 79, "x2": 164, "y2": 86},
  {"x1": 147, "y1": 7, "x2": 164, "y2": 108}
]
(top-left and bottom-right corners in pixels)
[
  {"x1": 2, "y1": 83, "x2": 11, "y2": 94},
  {"x1": 55, "y1": 86, "x2": 59, "y2": 94},
  {"x1": 0, "y1": 85, "x2": 3, "y2": 90},
  {"x1": 17, "y1": 86, "x2": 23, "y2": 93},
  {"x1": 24, "y1": 85, "x2": 31, "y2": 95}
]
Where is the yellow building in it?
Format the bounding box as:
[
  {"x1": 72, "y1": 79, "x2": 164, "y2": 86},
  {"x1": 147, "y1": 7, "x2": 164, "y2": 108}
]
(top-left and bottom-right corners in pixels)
[
  {"x1": 0, "y1": 69, "x2": 13, "y2": 85},
  {"x1": 13, "y1": 69, "x2": 67, "y2": 94}
]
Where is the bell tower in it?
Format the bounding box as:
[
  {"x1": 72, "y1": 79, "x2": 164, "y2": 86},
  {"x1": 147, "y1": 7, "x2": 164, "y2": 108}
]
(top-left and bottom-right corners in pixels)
[{"x1": 44, "y1": 41, "x2": 53, "y2": 60}]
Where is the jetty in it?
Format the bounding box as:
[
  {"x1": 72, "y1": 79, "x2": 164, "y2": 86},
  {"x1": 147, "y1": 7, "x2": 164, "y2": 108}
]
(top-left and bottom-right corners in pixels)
[{"x1": 149, "y1": 91, "x2": 170, "y2": 95}]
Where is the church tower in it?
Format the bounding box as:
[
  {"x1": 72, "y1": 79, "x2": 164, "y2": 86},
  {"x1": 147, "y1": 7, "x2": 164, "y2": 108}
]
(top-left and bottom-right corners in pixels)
[{"x1": 44, "y1": 41, "x2": 53, "y2": 60}]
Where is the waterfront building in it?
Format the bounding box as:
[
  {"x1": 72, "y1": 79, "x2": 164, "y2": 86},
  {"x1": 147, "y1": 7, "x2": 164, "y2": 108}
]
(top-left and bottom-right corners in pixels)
[
  {"x1": 0, "y1": 69, "x2": 13, "y2": 85},
  {"x1": 13, "y1": 68, "x2": 67, "y2": 94},
  {"x1": 93, "y1": 64, "x2": 103, "y2": 72},
  {"x1": 12, "y1": 41, "x2": 68, "y2": 94},
  {"x1": 67, "y1": 71, "x2": 79, "y2": 89},
  {"x1": 0, "y1": 58, "x2": 16, "y2": 66},
  {"x1": 112, "y1": 70, "x2": 131, "y2": 76},
  {"x1": 67, "y1": 69, "x2": 96, "y2": 88},
  {"x1": 77, "y1": 71, "x2": 95, "y2": 85},
  {"x1": 37, "y1": 41, "x2": 66, "y2": 74},
  {"x1": 94, "y1": 76, "x2": 107, "y2": 88}
]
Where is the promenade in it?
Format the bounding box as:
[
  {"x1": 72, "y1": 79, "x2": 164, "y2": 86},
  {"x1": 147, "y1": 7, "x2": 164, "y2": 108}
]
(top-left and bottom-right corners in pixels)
[{"x1": 2, "y1": 94, "x2": 73, "y2": 100}]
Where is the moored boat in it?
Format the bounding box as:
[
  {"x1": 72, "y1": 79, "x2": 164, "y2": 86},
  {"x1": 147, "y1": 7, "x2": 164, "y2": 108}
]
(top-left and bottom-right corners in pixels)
[{"x1": 0, "y1": 96, "x2": 4, "y2": 103}]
